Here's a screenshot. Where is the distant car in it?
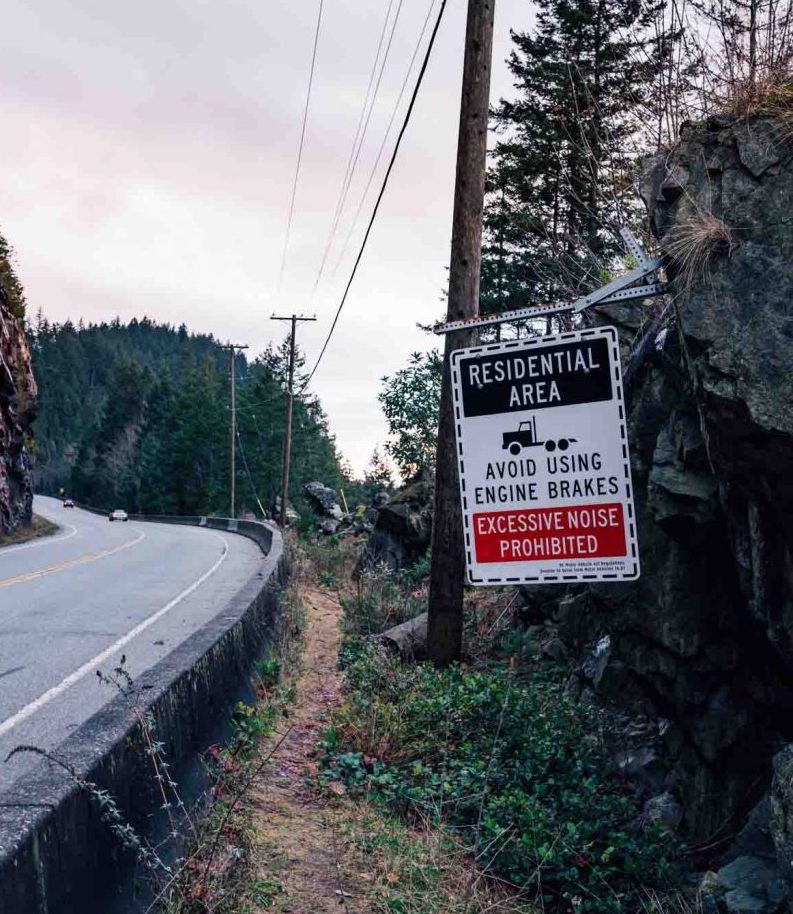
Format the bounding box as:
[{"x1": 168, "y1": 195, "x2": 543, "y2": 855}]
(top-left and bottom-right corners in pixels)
[
  {"x1": 63, "y1": 499, "x2": 75, "y2": 508},
  {"x1": 108, "y1": 509, "x2": 129, "y2": 522}
]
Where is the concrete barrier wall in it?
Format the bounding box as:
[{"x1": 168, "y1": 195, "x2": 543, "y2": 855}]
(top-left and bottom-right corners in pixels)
[{"x1": 0, "y1": 515, "x2": 286, "y2": 914}]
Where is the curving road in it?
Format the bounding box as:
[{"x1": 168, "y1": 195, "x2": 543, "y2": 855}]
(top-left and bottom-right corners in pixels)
[{"x1": 0, "y1": 496, "x2": 264, "y2": 790}]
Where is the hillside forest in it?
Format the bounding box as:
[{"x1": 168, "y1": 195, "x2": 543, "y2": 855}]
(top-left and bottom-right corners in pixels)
[{"x1": 29, "y1": 314, "x2": 346, "y2": 518}]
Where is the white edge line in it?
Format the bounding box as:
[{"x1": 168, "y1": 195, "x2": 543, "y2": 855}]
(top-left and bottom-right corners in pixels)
[
  {"x1": 0, "y1": 532, "x2": 230, "y2": 740},
  {"x1": 0, "y1": 522, "x2": 78, "y2": 557}
]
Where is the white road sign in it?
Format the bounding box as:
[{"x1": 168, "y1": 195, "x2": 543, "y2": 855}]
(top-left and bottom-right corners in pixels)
[{"x1": 450, "y1": 325, "x2": 639, "y2": 585}]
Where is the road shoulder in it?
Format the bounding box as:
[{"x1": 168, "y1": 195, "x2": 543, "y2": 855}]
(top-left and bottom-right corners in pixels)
[{"x1": 0, "y1": 513, "x2": 58, "y2": 549}]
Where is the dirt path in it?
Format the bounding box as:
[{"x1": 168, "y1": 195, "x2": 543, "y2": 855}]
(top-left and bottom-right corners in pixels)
[{"x1": 248, "y1": 583, "x2": 365, "y2": 913}]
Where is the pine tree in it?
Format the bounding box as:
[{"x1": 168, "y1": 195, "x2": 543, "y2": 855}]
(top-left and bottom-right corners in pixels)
[
  {"x1": 29, "y1": 317, "x2": 346, "y2": 518},
  {"x1": 482, "y1": 0, "x2": 669, "y2": 317}
]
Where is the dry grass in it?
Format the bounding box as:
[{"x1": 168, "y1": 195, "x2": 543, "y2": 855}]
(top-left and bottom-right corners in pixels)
[
  {"x1": 662, "y1": 211, "x2": 735, "y2": 292},
  {"x1": 640, "y1": 887, "x2": 704, "y2": 914},
  {"x1": 338, "y1": 803, "x2": 539, "y2": 914},
  {"x1": 716, "y1": 67, "x2": 793, "y2": 145},
  {"x1": 721, "y1": 71, "x2": 793, "y2": 120}
]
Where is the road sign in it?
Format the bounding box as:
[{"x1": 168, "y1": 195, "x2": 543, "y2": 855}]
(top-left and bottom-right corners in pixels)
[{"x1": 450, "y1": 325, "x2": 639, "y2": 585}]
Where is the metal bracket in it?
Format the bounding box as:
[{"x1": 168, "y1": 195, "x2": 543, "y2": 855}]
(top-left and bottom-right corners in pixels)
[{"x1": 433, "y1": 228, "x2": 666, "y2": 335}]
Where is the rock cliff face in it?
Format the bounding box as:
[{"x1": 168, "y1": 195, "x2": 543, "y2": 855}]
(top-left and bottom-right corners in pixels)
[
  {"x1": 536, "y1": 114, "x2": 793, "y2": 848},
  {"x1": 0, "y1": 276, "x2": 36, "y2": 535}
]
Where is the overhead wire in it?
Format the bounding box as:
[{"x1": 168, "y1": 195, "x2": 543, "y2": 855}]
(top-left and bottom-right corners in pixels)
[
  {"x1": 330, "y1": 0, "x2": 438, "y2": 280},
  {"x1": 301, "y1": 0, "x2": 449, "y2": 391},
  {"x1": 236, "y1": 426, "x2": 268, "y2": 518},
  {"x1": 310, "y1": 0, "x2": 396, "y2": 294},
  {"x1": 312, "y1": 0, "x2": 406, "y2": 294},
  {"x1": 276, "y1": 0, "x2": 325, "y2": 293}
]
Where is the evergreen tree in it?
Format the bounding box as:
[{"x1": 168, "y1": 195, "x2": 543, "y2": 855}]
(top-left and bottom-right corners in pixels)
[
  {"x1": 482, "y1": 0, "x2": 668, "y2": 316},
  {"x1": 28, "y1": 317, "x2": 346, "y2": 518},
  {"x1": 0, "y1": 231, "x2": 26, "y2": 321},
  {"x1": 378, "y1": 351, "x2": 442, "y2": 479}
]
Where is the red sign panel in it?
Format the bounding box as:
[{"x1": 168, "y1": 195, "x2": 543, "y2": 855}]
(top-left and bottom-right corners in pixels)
[{"x1": 473, "y1": 503, "x2": 627, "y2": 564}]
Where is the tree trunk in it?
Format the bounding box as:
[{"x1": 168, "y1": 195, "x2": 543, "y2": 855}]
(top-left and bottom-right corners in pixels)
[{"x1": 374, "y1": 613, "x2": 428, "y2": 661}]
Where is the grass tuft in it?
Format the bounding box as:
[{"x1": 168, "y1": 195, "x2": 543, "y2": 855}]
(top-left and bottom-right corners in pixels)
[
  {"x1": 662, "y1": 212, "x2": 734, "y2": 292},
  {"x1": 720, "y1": 72, "x2": 793, "y2": 121}
]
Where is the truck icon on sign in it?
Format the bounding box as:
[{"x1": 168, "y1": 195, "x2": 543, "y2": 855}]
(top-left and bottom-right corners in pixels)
[{"x1": 502, "y1": 416, "x2": 576, "y2": 455}]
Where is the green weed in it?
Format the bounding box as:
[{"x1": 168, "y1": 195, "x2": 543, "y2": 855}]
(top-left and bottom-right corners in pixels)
[
  {"x1": 231, "y1": 702, "x2": 276, "y2": 759},
  {"x1": 255, "y1": 657, "x2": 281, "y2": 688},
  {"x1": 246, "y1": 878, "x2": 283, "y2": 907},
  {"x1": 323, "y1": 640, "x2": 678, "y2": 914},
  {"x1": 342, "y1": 564, "x2": 426, "y2": 636}
]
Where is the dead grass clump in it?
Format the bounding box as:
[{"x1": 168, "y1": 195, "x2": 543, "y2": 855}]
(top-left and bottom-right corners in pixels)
[
  {"x1": 721, "y1": 71, "x2": 793, "y2": 120},
  {"x1": 662, "y1": 212, "x2": 735, "y2": 291},
  {"x1": 341, "y1": 803, "x2": 538, "y2": 914}
]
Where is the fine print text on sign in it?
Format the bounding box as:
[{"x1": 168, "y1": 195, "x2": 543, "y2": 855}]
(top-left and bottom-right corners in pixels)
[{"x1": 450, "y1": 326, "x2": 639, "y2": 585}]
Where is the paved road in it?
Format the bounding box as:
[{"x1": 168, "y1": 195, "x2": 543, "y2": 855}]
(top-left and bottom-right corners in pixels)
[{"x1": 0, "y1": 497, "x2": 264, "y2": 790}]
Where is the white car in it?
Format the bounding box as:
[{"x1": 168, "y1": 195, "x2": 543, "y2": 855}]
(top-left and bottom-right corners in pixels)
[{"x1": 108, "y1": 509, "x2": 129, "y2": 522}]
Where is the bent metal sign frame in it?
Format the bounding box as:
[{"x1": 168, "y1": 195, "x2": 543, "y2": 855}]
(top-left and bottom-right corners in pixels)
[{"x1": 450, "y1": 325, "x2": 639, "y2": 585}]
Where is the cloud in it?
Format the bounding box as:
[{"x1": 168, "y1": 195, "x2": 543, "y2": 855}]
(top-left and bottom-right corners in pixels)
[{"x1": 0, "y1": 0, "x2": 532, "y2": 474}]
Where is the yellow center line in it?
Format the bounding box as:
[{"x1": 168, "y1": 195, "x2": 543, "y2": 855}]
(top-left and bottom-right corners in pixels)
[{"x1": 0, "y1": 530, "x2": 145, "y2": 589}]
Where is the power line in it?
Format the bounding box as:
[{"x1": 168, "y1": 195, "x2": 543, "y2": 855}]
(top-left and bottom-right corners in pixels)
[
  {"x1": 301, "y1": 0, "x2": 449, "y2": 391},
  {"x1": 276, "y1": 0, "x2": 325, "y2": 293},
  {"x1": 331, "y1": 0, "x2": 438, "y2": 280},
  {"x1": 236, "y1": 426, "x2": 268, "y2": 518},
  {"x1": 271, "y1": 314, "x2": 317, "y2": 527},
  {"x1": 310, "y1": 0, "x2": 396, "y2": 293},
  {"x1": 312, "y1": 0, "x2": 405, "y2": 294}
]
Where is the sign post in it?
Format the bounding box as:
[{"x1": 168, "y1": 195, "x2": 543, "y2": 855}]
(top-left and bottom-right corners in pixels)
[{"x1": 450, "y1": 325, "x2": 639, "y2": 584}]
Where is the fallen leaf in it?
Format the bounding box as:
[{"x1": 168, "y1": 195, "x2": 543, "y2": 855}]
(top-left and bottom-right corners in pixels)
[{"x1": 386, "y1": 872, "x2": 400, "y2": 885}]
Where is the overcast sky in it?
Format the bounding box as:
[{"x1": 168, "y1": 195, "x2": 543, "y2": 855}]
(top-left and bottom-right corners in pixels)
[{"x1": 1, "y1": 0, "x2": 534, "y2": 475}]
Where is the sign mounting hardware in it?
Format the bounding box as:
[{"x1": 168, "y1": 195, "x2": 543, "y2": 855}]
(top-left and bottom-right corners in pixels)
[{"x1": 433, "y1": 228, "x2": 666, "y2": 336}]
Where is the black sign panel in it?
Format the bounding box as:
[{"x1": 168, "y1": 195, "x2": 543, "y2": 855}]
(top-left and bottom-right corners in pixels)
[{"x1": 458, "y1": 337, "x2": 612, "y2": 418}]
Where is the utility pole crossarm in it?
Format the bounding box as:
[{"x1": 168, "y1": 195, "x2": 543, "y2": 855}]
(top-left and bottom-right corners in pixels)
[{"x1": 270, "y1": 314, "x2": 317, "y2": 529}]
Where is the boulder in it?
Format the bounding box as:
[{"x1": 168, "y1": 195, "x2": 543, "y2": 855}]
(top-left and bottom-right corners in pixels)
[
  {"x1": 356, "y1": 477, "x2": 433, "y2": 573},
  {"x1": 770, "y1": 746, "x2": 793, "y2": 882},
  {"x1": 273, "y1": 496, "x2": 299, "y2": 525},
  {"x1": 727, "y1": 797, "x2": 776, "y2": 863},
  {"x1": 713, "y1": 855, "x2": 790, "y2": 914},
  {"x1": 373, "y1": 490, "x2": 390, "y2": 507},
  {"x1": 615, "y1": 745, "x2": 669, "y2": 799},
  {"x1": 304, "y1": 481, "x2": 344, "y2": 521},
  {"x1": 641, "y1": 792, "x2": 683, "y2": 831}
]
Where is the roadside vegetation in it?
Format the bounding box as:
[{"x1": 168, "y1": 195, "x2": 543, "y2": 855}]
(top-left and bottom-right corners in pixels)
[
  {"x1": 306, "y1": 543, "x2": 681, "y2": 914},
  {"x1": 151, "y1": 568, "x2": 307, "y2": 914}
]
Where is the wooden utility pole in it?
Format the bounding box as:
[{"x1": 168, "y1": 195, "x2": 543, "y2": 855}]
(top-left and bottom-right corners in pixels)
[
  {"x1": 427, "y1": 0, "x2": 495, "y2": 666},
  {"x1": 271, "y1": 314, "x2": 316, "y2": 527},
  {"x1": 221, "y1": 343, "x2": 249, "y2": 519}
]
